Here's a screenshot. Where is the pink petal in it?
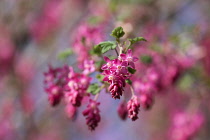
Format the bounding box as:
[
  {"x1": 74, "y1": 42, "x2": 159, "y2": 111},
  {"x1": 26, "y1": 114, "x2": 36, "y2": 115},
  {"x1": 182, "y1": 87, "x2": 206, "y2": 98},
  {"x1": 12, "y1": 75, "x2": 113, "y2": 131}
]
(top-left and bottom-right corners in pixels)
[
  {"x1": 104, "y1": 56, "x2": 110, "y2": 62},
  {"x1": 129, "y1": 62, "x2": 135, "y2": 69},
  {"x1": 133, "y1": 57, "x2": 139, "y2": 62},
  {"x1": 119, "y1": 54, "x2": 126, "y2": 60},
  {"x1": 127, "y1": 49, "x2": 132, "y2": 56}
]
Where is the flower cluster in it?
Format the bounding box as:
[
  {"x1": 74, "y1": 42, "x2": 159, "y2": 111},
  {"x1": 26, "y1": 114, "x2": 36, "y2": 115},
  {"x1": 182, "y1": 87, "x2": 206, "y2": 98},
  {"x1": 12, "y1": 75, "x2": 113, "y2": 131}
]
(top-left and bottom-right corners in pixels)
[
  {"x1": 102, "y1": 49, "x2": 138, "y2": 99},
  {"x1": 44, "y1": 65, "x2": 69, "y2": 106},
  {"x1": 44, "y1": 26, "x2": 199, "y2": 130},
  {"x1": 64, "y1": 67, "x2": 91, "y2": 107},
  {"x1": 127, "y1": 95, "x2": 140, "y2": 121},
  {"x1": 44, "y1": 59, "x2": 102, "y2": 128},
  {"x1": 83, "y1": 99, "x2": 101, "y2": 131}
]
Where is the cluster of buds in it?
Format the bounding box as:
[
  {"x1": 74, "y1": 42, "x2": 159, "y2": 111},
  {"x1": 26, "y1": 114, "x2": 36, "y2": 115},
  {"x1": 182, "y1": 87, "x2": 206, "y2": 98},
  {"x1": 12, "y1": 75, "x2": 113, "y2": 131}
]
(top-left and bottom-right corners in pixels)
[{"x1": 127, "y1": 95, "x2": 140, "y2": 121}]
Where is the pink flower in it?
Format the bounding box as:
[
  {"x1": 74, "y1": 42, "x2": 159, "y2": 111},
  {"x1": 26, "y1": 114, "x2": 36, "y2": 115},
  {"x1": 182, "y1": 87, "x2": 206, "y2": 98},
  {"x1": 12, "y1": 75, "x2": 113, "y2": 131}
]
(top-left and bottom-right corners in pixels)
[
  {"x1": 46, "y1": 85, "x2": 63, "y2": 106},
  {"x1": 127, "y1": 95, "x2": 140, "y2": 121},
  {"x1": 64, "y1": 68, "x2": 91, "y2": 106},
  {"x1": 65, "y1": 90, "x2": 83, "y2": 107},
  {"x1": 82, "y1": 59, "x2": 96, "y2": 75},
  {"x1": 110, "y1": 59, "x2": 128, "y2": 75},
  {"x1": 101, "y1": 56, "x2": 113, "y2": 70},
  {"x1": 119, "y1": 49, "x2": 139, "y2": 69},
  {"x1": 83, "y1": 99, "x2": 101, "y2": 131}
]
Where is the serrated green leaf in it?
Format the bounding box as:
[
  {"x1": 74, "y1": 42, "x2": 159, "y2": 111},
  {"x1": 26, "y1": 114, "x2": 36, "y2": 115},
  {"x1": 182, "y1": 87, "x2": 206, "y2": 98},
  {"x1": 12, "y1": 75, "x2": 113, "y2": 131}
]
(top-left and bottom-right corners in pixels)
[
  {"x1": 128, "y1": 67, "x2": 136, "y2": 74},
  {"x1": 97, "y1": 41, "x2": 116, "y2": 54},
  {"x1": 125, "y1": 79, "x2": 132, "y2": 85},
  {"x1": 87, "y1": 83, "x2": 101, "y2": 95},
  {"x1": 140, "y1": 55, "x2": 153, "y2": 64},
  {"x1": 58, "y1": 49, "x2": 73, "y2": 61},
  {"x1": 110, "y1": 26, "x2": 125, "y2": 39},
  {"x1": 129, "y1": 37, "x2": 147, "y2": 45}
]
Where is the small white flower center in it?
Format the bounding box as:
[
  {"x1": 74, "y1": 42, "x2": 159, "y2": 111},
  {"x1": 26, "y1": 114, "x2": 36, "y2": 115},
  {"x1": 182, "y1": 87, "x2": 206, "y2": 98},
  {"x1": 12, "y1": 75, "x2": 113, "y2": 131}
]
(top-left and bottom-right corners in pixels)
[
  {"x1": 117, "y1": 65, "x2": 122, "y2": 69},
  {"x1": 108, "y1": 75, "x2": 113, "y2": 80},
  {"x1": 68, "y1": 81, "x2": 74, "y2": 88},
  {"x1": 127, "y1": 56, "x2": 132, "y2": 61},
  {"x1": 107, "y1": 62, "x2": 111, "y2": 67}
]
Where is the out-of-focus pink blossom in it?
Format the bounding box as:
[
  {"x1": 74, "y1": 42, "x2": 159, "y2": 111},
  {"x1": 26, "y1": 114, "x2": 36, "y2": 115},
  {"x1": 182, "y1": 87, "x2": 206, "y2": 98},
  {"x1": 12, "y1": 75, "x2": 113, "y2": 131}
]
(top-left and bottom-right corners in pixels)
[
  {"x1": 169, "y1": 112, "x2": 204, "y2": 140},
  {"x1": 81, "y1": 59, "x2": 96, "y2": 75},
  {"x1": 83, "y1": 99, "x2": 100, "y2": 131},
  {"x1": 117, "y1": 101, "x2": 128, "y2": 120},
  {"x1": 72, "y1": 23, "x2": 104, "y2": 63},
  {"x1": 64, "y1": 67, "x2": 91, "y2": 106},
  {"x1": 29, "y1": 0, "x2": 64, "y2": 42}
]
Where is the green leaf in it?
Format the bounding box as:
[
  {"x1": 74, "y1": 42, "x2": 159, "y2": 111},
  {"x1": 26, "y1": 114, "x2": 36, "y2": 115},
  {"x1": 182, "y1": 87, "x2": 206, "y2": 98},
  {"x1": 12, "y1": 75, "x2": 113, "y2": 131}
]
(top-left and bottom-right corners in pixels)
[
  {"x1": 97, "y1": 41, "x2": 116, "y2": 54},
  {"x1": 96, "y1": 74, "x2": 104, "y2": 82},
  {"x1": 125, "y1": 79, "x2": 132, "y2": 85},
  {"x1": 128, "y1": 67, "x2": 136, "y2": 74},
  {"x1": 90, "y1": 45, "x2": 102, "y2": 56},
  {"x1": 140, "y1": 55, "x2": 153, "y2": 64},
  {"x1": 58, "y1": 49, "x2": 73, "y2": 61},
  {"x1": 87, "y1": 83, "x2": 101, "y2": 95},
  {"x1": 110, "y1": 26, "x2": 125, "y2": 39},
  {"x1": 128, "y1": 37, "x2": 147, "y2": 45}
]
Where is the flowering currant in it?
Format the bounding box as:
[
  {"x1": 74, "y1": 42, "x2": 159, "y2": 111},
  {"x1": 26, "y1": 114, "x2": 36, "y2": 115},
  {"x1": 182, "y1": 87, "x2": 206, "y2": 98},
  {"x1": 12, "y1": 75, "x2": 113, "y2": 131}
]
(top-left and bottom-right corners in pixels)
[{"x1": 44, "y1": 26, "x2": 147, "y2": 130}]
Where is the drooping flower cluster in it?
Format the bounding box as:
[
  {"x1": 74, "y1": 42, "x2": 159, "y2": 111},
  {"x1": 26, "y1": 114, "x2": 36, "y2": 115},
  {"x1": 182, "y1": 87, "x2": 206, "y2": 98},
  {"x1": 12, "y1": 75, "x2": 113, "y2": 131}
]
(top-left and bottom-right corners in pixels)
[
  {"x1": 64, "y1": 67, "x2": 91, "y2": 107},
  {"x1": 44, "y1": 59, "x2": 101, "y2": 126},
  {"x1": 44, "y1": 65, "x2": 69, "y2": 106},
  {"x1": 169, "y1": 112, "x2": 204, "y2": 140},
  {"x1": 44, "y1": 59, "x2": 95, "y2": 108},
  {"x1": 83, "y1": 99, "x2": 101, "y2": 131},
  {"x1": 127, "y1": 95, "x2": 140, "y2": 121},
  {"x1": 102, "y1": 49, "x2": 138, "y2": 99}
]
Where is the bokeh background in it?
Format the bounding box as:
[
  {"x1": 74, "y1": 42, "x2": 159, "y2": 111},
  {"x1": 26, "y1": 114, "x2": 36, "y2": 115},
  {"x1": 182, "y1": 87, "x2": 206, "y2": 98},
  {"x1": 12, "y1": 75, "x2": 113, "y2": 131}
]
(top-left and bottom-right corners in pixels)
[{"x1": 0, "y1": 0, "x2": 210, "y2": 140}]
